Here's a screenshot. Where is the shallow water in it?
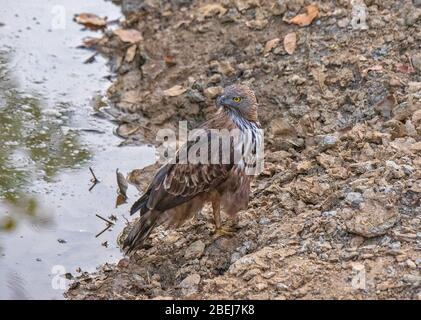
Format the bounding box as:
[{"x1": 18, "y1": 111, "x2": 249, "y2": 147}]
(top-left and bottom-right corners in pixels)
[{"x1": 0, "y1": 0, "x2": 155, "y2": 299}]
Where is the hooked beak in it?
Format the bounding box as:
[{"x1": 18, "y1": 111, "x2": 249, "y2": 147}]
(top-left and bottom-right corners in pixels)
[{"x1": 216, "y1": 95, "x2": 227, "y2": 107}]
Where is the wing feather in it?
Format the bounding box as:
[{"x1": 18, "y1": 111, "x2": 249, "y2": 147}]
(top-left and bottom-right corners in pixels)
[{"x1": 131, "y1": 128, "x2": 234, "y2": 215}]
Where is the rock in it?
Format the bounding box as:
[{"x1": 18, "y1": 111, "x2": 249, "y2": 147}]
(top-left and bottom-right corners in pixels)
[
  {"x1": 270, "y1": 118, "x2": 296, "y2": 137},
  {"x1": 180, "y1": 273, "x2": 201, "y2": 295},
  {"x1": 233, "y1": 0, "x2": 259, "y2": 12},
  {"x1": 271, "y1": 1, "x2": 287, "y2": 16},
  {"x1": 208, "y1": 73, "x2": 222, "y2": 84},
  {"x1": 316, "y1": 135, "x2": 339, "y2": 149},
  {"x1": 288, "y1": 74, "x2": 306, "y2": 85},
  {"x1": 186, "y1": 90, "x2": 205, "y2": 103},
  {"x1": 345, "y1": 192, "x2": 364, "y2": 208},
  {"x1": 405, "y1": 8, "x2": 421, "y2": 26},
  {"x1": 184, "y1": 240, "x2": 205, "y2": 259},
  {"x1": 406, "y1": 259, "x2": 417, "y2": 269},
  {"x1": 402, "y1": 274, "x2": 421, "y2": 285},
  {"x1": 337, "y1": 18, "x2": 349, "y2": 28},
  {"x1": 203, "y1": 86, "x2": 223, "y2": 99},
  {"x1": 411, "y1": 53, "x2": 421, "y2": 72},
  {"x1": 385, "y1": 160, "x2": 405, "y2": 178},
  {"x1": 217, "y1": 61, "x2": 235, "y2": 76},
  {"x1": 117, "y1": 258, "x2": 130, "y2": 268},
  {"x1": 344, "y1": 199, "x2": 399, "y2": 238}
]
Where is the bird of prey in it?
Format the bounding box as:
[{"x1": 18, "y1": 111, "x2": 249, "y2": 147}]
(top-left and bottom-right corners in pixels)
[{"x1": 123, "y1": 84, "x2": 263, "y2": 253}]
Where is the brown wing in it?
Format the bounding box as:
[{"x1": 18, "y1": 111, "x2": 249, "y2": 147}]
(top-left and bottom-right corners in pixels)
[{"x1": 130, "y1": 129, "x2": 233, "y2": 215}]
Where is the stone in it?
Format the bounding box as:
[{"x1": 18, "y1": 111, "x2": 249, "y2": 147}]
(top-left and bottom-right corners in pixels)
[
  {"x1": 406, "y1": 259, "x2": 417, "y2": 269},
  {"x1": 184, "y1": 240, "x2": 205, "y2": 259},
  {"x1": 345, "y1": 192, "x2": 364, "y2": 208},
  {"x1": 345, "y1": 199, "x2": 399, "y2": 238},
  {"x1": 412, "y1": 53, "x2": 421, "y2": 71},
  {"x1": 186, "y1": 90, "x2": 205, "y2": 103},
  {"x1": 203, "y1": 86, "x2": 223, "y2": 99},
  {"x1": 180, "y1": 273, "x2": 201, "y2": 295}
]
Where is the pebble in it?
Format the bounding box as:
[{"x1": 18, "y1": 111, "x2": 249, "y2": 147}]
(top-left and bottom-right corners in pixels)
[
  {"x1": 203, "y1": 86, "x2": 223, "y2": 99},
  {"x1": 345, "y1": 192, "x2": 364, "y2": 208},
  {"x1": 180, "y1": 273, "x2": 201, "y2": 295},
  {"x1": 402, "y1": 274, "x2": 421, "y2": 285},
  {"x1": 184, "y1": 240, "x2": 205, "y2": 259},
  {"x1": 412, "y1": 53, "x2": 421, "y2": 71},
  {"x1": 186, "y1": 90, "x2": 205, "y2": 103},
  {"x1": 316, "y1": 135, "x2": 339, "y2": 150},
  {"x1": 406, "y1": 259, "x2": 417, "y2": 269}
]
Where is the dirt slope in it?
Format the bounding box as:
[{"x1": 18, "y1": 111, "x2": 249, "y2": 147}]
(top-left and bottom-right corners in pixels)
[{"x1": 65, "y1": 0, "x2": 421, "y2": 299}]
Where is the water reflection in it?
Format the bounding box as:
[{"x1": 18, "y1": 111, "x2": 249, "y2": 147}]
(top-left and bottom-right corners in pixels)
[{"x1": 0, "y1": 50, "x2": 90, "y2": 232}]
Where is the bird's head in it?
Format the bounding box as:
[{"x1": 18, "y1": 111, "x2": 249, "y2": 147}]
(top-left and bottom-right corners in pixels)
[{"x1": 216, "y1": 84, "x2": 258, "y2": 122}]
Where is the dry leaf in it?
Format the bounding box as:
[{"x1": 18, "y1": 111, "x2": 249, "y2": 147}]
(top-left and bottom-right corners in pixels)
[
  {"x1": 283, "y1": 32, "x2": 297, "y2": 55},
  {"x1": 113, "y1": 29, "x2": 143, "y2": 44},
  {"x1": 264, "y1": 38, "x2": 280, "y2": 54},
  {"x1": 163, "y1": 85, "x2": 186, "y2": 97},
  {"x1": 74, "y1": 13, "x2": 106, "y2": 30},
  {"x1": 396, "y1": 63, "x2": 413, "y2": 74},
  {"x1": 287, "y1": 4, "x2": 319, "y2": 27},
  {"x1": 115, "y1": 194, "x2": 126, "y2": 207},
  {"x1": 125, "y1": 45, "x2": 137, "y2": 63},
  {"x1": 80, "y1": 37, "x2": 101, "y2": 49}
]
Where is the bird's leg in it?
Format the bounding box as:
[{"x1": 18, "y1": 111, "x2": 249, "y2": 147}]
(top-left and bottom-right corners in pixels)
[
  {"x1": 212, "y1": 197, "x2": 221, "y2": 230},
  {"x1": 212, "y1": 196, "x2": 234, "y2": 237}
]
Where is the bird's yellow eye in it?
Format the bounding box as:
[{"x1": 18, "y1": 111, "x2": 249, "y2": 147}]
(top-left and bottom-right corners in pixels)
[{"x1": 232, "y1": 97, "x2": 241, "y2": 103}]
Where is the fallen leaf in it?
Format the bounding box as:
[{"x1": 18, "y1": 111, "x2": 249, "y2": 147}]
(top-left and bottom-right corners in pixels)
[
  {"x1": 287, "y1": 4, "x2": 319, "y2": 27},
  {"x1": 396, "y1": 63, "x2": 413, "y2": 74},
  {"x1": 264, "y1": 38, "x2": 280, "y2": 54},
  {"x1": 115, "y1": 194, "x2": 126, "y2": 207},
  {"x1": 283, "y1": 32, "x2": 297, "y2": 55},
  {"x1": 74, "y1": 13, "x2": 106, "y2": 30},
  {"x1": 80, "y1": 37, "x2": 101, "y2": 49},
  {"x1": 125, "y1": 45, "x2": 137, "y2": 63},
  {"x1": 113, "y1": 29, "x2": 142, "y2": 43},
  {"x1": 163, "y1": 85, "x2": 187, "y2": 97}
]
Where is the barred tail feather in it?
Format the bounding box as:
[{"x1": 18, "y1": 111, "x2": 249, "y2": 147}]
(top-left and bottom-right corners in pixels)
[{"x1": 123, "y1": 210, "x2": 160, "y2": 253}]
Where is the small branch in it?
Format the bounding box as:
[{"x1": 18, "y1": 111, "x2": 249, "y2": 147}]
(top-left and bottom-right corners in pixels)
[
  {"x1": 89, "y1": 167, "x2": 99, "y2": 183},
  {"x1": 95, "y1": 214, "x2": 115, "y2": 225},
  {"x1": 88, "y1": 167, "x2": 100, "y2": 191},
  {"x1": 95, "y1": 224, "x2": 112, "y2": 238}
]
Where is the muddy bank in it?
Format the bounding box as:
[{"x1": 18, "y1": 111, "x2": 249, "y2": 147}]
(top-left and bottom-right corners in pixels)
[{"x1": 66, "y1": 0, "x2": 420, "y2": 300}]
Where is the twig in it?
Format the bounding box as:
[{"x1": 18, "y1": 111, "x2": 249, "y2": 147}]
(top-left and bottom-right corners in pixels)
[
  {"x1": 95, "y1": 224, "x2": 112, "y2": 238},
  {"x1": 84, "y1": 52, "x2": 98, "y2": 64},
  {"x1": 89, "y1": 167, "x2": 100, "y2": 191},
  {"x1": 89, "y1": 167, "x2": 99, "y2": 183},
  {"x1": 95, "y1": 214, "x2": 115, "y2": 225}
]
